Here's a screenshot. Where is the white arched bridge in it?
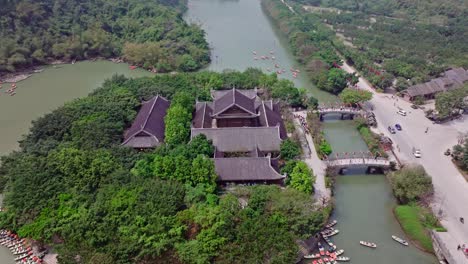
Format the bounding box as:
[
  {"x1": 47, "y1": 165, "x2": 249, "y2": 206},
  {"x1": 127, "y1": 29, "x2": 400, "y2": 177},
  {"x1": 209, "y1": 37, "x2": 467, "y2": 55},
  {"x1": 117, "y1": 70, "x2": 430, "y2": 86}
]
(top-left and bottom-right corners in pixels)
[
  {"x1": 316, "y1": 105, "x2": 364, "y2": 121},
  {"x1": 325, "y1": 152, "x2": 391, "y2": 173}
]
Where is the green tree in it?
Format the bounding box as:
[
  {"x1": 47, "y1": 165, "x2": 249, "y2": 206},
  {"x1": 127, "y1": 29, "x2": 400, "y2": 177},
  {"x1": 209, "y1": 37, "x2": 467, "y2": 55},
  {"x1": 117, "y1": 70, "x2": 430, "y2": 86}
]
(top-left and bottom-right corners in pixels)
[
  {"x1": 288, "y1": 161, "x2": 314, "y2": 194},
  {"x1": 165, "y1": 104, "x2": 192, "y2": 145},
  {"x1": 339, "y1": 88, "x2": 373, "y2": 105},
  {"x1": 280, "y1": 139, "x2": 301, "y2": 160},
  {"x1": 435, "y1": 86, "x2": 468, "y2": 118},
  {"x1": 388, "y1": 165, "x2": 433, "y2": 204}
]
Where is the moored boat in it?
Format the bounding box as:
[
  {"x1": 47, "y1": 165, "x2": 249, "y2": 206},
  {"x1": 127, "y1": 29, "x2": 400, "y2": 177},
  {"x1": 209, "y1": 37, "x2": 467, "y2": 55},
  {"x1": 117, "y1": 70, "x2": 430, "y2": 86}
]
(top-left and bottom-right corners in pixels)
[
  {"x1": 336, "y1": 256, "x2": 350, "y2": 262},
  {"x1": 319, "y1": 242, "x2": 325, "y2": 255},
  {"x1": 360, "y1": 241, "x2": 377, "y2": 248},
  {"x1": 304, "y1": 253, "x2": 320, "y2": 259},
  {"x1": 392, "y1": 235, "x2": 409, "y2": 246},
  {"x1": 325, "y1": 220, "x2": 337, "y2": 229}
]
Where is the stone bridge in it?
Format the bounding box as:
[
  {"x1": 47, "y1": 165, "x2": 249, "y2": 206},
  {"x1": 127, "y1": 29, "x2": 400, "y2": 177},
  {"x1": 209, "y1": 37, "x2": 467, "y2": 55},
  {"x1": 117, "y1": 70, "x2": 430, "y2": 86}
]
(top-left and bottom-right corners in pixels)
[
  {"x1": 317, "y1": 106, "x2": 364, "y2": 121},
  {"x1": 325, "y1": 152, "x2": 391, "y2": 173}
]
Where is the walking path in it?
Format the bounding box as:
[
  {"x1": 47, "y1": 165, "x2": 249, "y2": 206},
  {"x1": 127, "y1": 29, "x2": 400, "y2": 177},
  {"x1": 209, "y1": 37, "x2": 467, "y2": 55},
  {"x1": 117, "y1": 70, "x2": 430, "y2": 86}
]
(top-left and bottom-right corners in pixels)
[
  {"x1": 293, "y1": 111, "x2": 331, "y2": 202},
  {"x1": 341, "y1": 61, "x2": 468, "y2": 263}
]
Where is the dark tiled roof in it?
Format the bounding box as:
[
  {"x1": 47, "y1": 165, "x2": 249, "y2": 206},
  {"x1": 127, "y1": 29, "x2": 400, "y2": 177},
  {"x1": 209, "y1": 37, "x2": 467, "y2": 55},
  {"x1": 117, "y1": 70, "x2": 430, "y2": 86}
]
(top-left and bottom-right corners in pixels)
[
  {"x1": 122, "y1": 95, "x2": 170, "y2": 148},
  {"x1": 212, "y1": 89, "x2": 256, "y2": 116},
  {"x1": 191, "y1": 127, "x2": 282, "y2": 152},
  {"x1": 192, "y1": 102, "x2": 213, "y2": 128},
  {"x1": 211, "y1": 88, "x2": 258, "y2": 100},
  {"x1": 404, "y1": 68, "x2": 468, "y2": 97},
  {"x1": 258, "y1": 101, "x2": 287, "y2": 139},
  {"x1": 214, "y1": 157, "x2": 285, "y2": 182}
]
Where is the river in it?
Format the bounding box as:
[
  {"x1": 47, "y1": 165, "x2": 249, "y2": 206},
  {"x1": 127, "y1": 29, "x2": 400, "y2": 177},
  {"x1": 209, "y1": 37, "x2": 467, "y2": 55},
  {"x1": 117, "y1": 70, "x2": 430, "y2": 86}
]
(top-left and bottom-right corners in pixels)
[
  {"x1": 0, "y1": 61, "x2": 152, "y2": 157},
  {"x1": 185, "y1": 0, "x2": 436, "y2": 263}
]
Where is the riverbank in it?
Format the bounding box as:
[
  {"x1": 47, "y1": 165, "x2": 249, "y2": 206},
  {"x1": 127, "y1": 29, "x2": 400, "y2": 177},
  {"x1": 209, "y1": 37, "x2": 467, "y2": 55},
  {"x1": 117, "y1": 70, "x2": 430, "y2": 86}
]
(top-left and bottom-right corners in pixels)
[{"x1": 0, "y1": 57, "x2": 124, "y2": 83}]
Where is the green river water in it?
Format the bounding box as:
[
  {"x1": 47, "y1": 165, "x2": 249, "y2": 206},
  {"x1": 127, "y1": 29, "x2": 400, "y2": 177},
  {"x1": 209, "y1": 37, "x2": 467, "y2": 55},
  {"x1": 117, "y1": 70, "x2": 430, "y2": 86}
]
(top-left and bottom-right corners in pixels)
[{"x1": 0, "y1": 0, "x2": 436, "y2": 263}]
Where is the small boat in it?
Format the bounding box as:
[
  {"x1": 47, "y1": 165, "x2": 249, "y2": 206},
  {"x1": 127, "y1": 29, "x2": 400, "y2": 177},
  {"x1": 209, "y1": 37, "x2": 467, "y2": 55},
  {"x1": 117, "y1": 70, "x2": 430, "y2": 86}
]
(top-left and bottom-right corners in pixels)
[
  {"x1": 254, "y1": 56, "x2": 258, "y2": 60},
  {"x1": 276, "y1": 70, "x2": 282, "y2": 74},
  {"x1": 319, "y1": 242, "x2": 325, "y2": 255},
  {"x1": 322, "y1": 229, "x2": 339, "y2": 237},
  {"x1": 336, "y1": 256, "x2": 350, "y2": 262},
  {"x1": 335, "y1": 249, "x2": 344, "y2": 256},
  {"x1": 270, "y1": 50, "x2": 274, "y2": 54},
  {"x1": 325, "y1": 220, "x2": 338, "y2": 229},
  {"x1": 324, "y1": 237, "x2": 336, "y2": 249},
  {"x1": 14, "y1": 254, "x2": 28, "y2": 261},
  {"x1": 392, "y1": 235, "x2": 409, "y2": 246},
  {"x1": 360, "y1": 241, "x2": 377, "y2": 248},
  {"x1": 10, "y1": 92, "x2": 16, "y2": 96},
  {"x1": 303, "y1": 253, "x2": 320, "y2": 259},
  {"x1": 129, "y1": 65, "x2": 137, "y2": 70},
  {"x1": 271, "y1": 56, "x2": 276, "y2": 60},
  {"x1": 274, "y1": 64, "x2": 279, "y2": 68},
  {"x1": 266, "y1": 68, "x2": 271, "y2": 72},
  {"x1": 252, "y1": 51, "x2": 257, "y2": 55}
]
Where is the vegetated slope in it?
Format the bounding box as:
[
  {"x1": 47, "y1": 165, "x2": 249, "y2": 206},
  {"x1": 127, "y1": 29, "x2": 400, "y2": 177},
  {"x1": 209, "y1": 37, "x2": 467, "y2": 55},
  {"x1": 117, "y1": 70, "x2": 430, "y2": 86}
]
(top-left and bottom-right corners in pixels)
[
  {"x1": 0, "y1": 0, "x2": 210, "y2": 75},
  {"x1": 0, "y1": 69, "x2": 328, "y2": 263},
  {"x1": 294, "y1": 0, "x2": 468, "y2": 91}
]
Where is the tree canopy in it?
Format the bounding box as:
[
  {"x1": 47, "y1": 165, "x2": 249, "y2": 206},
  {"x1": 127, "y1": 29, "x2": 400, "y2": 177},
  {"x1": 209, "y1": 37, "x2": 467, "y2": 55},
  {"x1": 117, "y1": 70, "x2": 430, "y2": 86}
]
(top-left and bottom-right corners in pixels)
[
  {"x1": 435, "y1": 85, "x2": 468, "y2": 118},
  {"x1": 0, "y1": 0, "x2": 210, "y2": 74},
  {"x1": 339, "y1": 87, "x2": 373, "y2": 105},
  {"x1": 388, "y1": 165, "x2": 434, "y2": 204}
]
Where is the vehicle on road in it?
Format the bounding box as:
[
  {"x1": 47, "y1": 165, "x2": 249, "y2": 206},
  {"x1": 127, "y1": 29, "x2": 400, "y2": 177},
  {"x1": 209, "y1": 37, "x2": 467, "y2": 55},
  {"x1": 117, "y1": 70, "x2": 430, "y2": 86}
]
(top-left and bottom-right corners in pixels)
[
  {"x1": 395, "y1": 124, "x2": 402, "y2": 130},
  {"x1": 388, "y1": 126, "x2": 396, "y2": 134},
  {"x1": 444, "y1": 149, "x2": 451, "y2": 156},
  {"x1": 411, "y1": 104, "x2": 418, "y2": 109},
  {"x1": 413, "y1": 148, "x2": 422, "y2": 158},
  {"x1": 397, "y1": 109, "x2": 407, "y2": 116}
]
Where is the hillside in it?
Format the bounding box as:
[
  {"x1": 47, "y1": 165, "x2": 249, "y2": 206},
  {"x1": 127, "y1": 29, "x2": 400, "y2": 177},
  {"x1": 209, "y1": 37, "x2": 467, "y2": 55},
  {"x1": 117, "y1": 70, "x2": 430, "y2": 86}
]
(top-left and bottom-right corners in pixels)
[
  {"x1": 0, "y1": 0, "x2": 210, "y2": 75},
  {"x1": 296, "y1": 0, "x2": 468, "y2": 91}
]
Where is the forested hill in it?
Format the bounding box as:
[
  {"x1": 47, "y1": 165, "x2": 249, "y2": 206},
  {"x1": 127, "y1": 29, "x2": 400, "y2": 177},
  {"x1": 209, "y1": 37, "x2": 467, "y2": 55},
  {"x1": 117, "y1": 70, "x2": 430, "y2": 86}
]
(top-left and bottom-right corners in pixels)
[{"x1": 0, "y1": 0, "x2": 210, "y2": 74}]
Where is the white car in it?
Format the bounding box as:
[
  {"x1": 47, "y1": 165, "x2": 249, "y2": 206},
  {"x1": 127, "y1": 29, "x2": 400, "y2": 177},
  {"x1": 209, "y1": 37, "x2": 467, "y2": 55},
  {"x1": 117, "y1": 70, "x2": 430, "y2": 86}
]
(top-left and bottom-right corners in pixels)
[
  {"x1": 397, "y1": 109, "x2": 407, "y2": 116},
  {"x1": 413, "y1": 148, "x2": 422, "y2": 158}
]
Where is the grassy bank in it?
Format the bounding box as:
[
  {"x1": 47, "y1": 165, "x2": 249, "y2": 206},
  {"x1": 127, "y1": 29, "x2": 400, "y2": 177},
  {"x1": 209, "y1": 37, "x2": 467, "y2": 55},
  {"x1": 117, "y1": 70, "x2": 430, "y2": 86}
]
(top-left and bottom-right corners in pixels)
[{"x1": 394, "y1": 205, "x2": 443, "y2": 253}]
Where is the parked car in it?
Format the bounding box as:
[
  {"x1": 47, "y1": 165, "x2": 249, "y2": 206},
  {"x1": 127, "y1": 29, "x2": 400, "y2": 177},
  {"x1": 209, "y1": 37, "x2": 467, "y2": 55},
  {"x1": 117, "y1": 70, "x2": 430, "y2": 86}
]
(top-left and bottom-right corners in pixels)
[
  {"x1": 397, "y1": 109, "x2": 407, "y2": 116},
  {"x1": 395, "y1": 124, "x2": 402, "y2": 130},
  {"x1": 413, "y1": 148, "x2": 422, "y2": 158},
  {"x1": 411, "y1": 104, "x2": 418, "y2": 109},
  {"x1": 388, "y1": 126, "x2": 396, "y2": 134}
]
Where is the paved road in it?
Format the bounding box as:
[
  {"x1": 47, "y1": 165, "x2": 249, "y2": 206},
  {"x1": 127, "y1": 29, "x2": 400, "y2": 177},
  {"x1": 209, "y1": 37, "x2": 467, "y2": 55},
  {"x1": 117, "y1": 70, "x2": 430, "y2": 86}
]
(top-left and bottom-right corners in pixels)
[{"x1": 342, "y1": 62, "x2": 468, "y2": 263}]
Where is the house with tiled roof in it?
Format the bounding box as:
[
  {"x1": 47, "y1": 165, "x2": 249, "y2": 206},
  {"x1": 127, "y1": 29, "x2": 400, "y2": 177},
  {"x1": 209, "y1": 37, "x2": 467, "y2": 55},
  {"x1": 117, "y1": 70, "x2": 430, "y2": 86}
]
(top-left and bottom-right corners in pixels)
[
  {"x1": 122, "y1": 95, "x2": 170, "y2": 149},
  {"x1": 402, "y1": 68, "x2": 468, "y2": 101},
  {"x1": 191, "y1": 88, "x2": 287, "y2": 184}
]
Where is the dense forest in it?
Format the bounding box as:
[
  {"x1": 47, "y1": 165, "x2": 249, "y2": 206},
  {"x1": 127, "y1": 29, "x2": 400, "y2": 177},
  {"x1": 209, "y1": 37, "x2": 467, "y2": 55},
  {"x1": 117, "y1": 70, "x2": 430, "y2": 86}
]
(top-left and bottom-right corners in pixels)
[
  {"x1": 0, "y1": 0, "x2": 210, "y2": 75},
  {"x1": 292, "y1": 0, "x2": 468, "y2": 91},
  {"x1": 0, "y1": 69, "x2": 328, "y2": 263}
]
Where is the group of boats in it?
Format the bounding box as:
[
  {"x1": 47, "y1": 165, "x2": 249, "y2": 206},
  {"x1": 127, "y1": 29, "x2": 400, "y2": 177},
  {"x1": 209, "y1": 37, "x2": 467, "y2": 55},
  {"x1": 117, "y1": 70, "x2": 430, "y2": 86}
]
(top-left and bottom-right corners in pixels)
[
  {"x1": 0, "y1": 230, "x2": 45, "y2": 264},
  {"x1": 304, "y1": 220, "x2": 350, "y2": 263},
  {"x1": 251, "y1": 50, "x2": 301, "y2": 78},
  {"x1": 0, "y1": 82, "x2": 17, "y2": 96},
  {"x1": 303, "y1": 219, "x2": 410, "y2": 263}
]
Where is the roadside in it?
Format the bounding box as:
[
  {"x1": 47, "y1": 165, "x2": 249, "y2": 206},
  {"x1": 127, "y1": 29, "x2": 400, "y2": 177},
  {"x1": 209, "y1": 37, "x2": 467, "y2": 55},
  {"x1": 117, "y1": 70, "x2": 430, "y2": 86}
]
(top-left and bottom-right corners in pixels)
[{"x1": 341, "y1": 60, "x2": 468, "y2": 263}]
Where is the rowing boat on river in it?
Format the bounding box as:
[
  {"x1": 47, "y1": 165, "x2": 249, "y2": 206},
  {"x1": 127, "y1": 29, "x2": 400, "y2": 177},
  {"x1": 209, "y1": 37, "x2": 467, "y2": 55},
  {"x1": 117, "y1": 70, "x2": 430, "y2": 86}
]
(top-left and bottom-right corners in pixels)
[
  {"x1": 392, "y1": 235, "x2": 409, "y2": 246},
  {"x1": 360, "y1": 241, "x2": 377, "y2": 248}
]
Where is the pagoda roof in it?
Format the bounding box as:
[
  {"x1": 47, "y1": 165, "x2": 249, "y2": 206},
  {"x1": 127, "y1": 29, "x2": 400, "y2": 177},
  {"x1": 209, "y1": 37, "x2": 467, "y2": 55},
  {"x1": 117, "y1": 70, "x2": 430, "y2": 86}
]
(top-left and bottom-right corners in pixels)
[
  {"x1": 214, "y1": 157, "x2": 285, "y2": 182},
  {"x1": 122, "y1": 95, "x2": 170, "y2": 148}
]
